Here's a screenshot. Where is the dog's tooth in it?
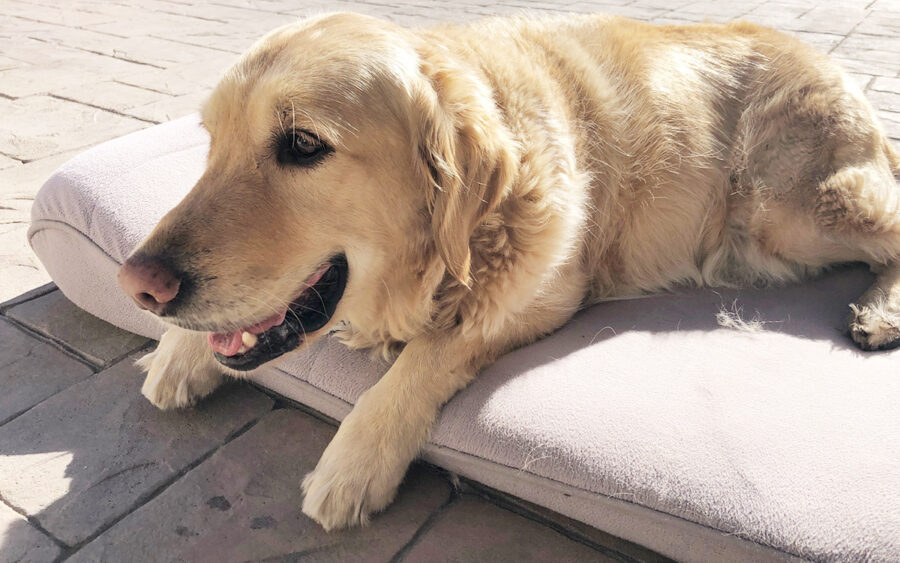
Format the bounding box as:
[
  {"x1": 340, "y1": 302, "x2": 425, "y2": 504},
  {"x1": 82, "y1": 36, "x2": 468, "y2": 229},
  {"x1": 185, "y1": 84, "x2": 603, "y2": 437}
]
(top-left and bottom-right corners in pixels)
[
  {"x1": 237, "y1": 345, "x2": 248, "y2": 354},
  {"x1": 242, "y1": 331, "x2": 258, "y2": 348}
]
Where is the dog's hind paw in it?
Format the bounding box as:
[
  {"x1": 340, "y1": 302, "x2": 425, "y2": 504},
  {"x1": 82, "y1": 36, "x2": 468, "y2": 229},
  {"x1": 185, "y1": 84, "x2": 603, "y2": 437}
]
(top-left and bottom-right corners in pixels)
[{"x1": 848, "y1": 303, "x2": 900, "y2": 351}]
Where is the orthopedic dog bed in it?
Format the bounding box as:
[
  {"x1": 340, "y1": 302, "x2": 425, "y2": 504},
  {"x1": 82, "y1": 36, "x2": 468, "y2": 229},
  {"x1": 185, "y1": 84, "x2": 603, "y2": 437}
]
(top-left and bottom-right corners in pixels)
[{"x1": 29, "y1": 115, "x2": 900, "y2": 562}]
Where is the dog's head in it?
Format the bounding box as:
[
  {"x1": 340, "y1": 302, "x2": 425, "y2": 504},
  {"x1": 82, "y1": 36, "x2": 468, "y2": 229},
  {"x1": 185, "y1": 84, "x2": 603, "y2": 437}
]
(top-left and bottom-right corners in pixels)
[{"x1": 118, "y1": 12, "x2": 516, "y2": 370}]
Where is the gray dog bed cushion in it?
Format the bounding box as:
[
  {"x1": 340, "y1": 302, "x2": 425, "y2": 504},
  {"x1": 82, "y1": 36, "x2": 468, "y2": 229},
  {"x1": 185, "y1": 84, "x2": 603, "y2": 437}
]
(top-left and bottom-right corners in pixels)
[{"x1": 30, "y1": 115, "x2": 900, "y2": 562}]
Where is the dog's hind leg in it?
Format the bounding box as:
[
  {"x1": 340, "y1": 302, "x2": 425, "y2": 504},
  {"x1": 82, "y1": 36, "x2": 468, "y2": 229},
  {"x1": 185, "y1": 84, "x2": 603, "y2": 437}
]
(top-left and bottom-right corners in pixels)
[
  {"x1": 814, "y1": 143, "x2": 900, "y2": 350},
  {"x1": 740, "y1": 70, "x2": 900, "y2": 350},
  {"x1": 849, "y1": 264, "x2": 900, "y2": 350},
  {"x1": 836, "y1": 144, "x2": 900, "y2": 350}
]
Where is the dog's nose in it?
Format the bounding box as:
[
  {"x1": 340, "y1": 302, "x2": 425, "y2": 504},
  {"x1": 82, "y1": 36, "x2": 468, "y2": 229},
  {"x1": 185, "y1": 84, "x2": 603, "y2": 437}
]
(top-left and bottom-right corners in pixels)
[{"x1": 117, "y1": 254, "x2": 181, "y2": 315}]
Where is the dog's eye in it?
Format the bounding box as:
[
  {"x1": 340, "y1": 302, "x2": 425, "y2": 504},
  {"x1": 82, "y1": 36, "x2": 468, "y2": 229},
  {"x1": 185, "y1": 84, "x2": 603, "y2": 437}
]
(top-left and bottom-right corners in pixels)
[{"x1": 276, "y1": 130, "x2": 331, "y2": 167}]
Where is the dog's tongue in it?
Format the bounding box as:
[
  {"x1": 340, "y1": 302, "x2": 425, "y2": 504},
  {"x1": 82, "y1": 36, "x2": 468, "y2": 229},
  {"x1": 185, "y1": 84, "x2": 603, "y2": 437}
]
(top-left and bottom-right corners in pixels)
[
  {"x1": 208, "y1": 307, "x2": 287, "y2": 356},
  {"x1": 208, "y1": 331, "x2": 244, "y2": 357}
]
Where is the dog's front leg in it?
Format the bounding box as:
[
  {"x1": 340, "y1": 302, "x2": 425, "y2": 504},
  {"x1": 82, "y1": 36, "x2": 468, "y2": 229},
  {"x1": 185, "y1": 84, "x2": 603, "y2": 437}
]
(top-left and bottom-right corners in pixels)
[
  {"x1": 301, "y1": 334, "x2": 480, "y2": 530},
  {"x1": 137, "y1": 326, "x2": 227, "y2": 409}
]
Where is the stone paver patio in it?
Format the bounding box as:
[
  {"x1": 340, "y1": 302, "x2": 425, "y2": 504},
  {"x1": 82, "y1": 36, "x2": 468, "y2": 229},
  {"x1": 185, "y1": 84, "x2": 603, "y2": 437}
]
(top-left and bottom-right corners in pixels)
[{"x1": 1, "y1": 0, "x2": 897, "y2": 561}]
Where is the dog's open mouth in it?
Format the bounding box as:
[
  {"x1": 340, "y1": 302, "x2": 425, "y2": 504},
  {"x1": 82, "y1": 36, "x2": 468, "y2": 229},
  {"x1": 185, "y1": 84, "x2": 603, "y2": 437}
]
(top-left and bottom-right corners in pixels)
[{"x1": 209, "y1": 254, "x2": 348, "y2": 371}]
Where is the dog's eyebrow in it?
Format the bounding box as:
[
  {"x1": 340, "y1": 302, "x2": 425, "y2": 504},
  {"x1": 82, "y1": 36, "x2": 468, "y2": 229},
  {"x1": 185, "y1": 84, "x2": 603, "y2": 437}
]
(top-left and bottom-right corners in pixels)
[
  {"x1": 274, "y1": 102, "x2": 349, "y2": 147},
  {"x1": 278, "y1": 103, "x2": 322, "y2": 139}
]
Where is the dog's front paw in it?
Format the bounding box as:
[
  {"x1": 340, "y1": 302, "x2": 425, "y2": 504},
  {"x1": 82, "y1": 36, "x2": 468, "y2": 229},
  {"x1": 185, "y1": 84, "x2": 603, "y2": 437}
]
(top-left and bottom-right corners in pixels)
[
  {"x1": 848, "y1": 303, "x2": 900, "y2": 351},
  {"x1": 137, "y1": 328, "x2": 225, "y2": 410},
  {"x1": 301, "y1": 433, "x2": 406, "y2": 531},
  {"x1": 138, "y1": 350, "x2": 216, "y2": 409}
]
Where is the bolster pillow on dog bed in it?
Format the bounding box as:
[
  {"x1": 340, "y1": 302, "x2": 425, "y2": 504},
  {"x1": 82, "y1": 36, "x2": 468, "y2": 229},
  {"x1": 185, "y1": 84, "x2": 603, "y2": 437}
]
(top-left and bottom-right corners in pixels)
[{"x1": 30, "y1": 115, "x2": 900, "y2": 562}]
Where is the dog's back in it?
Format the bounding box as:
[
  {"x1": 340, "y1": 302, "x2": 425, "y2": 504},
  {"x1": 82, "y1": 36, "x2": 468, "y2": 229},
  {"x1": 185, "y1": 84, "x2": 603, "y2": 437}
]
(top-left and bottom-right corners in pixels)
[{"x1": 428, "y1": 15, "x2": 899, "y2": 301}]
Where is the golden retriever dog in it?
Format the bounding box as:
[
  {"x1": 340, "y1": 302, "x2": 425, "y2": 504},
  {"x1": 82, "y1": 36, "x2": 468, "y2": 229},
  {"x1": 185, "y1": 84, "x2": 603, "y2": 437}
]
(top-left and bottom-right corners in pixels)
[{"x1": 117, "y1": 12, "x2": 900, "y2": 530}]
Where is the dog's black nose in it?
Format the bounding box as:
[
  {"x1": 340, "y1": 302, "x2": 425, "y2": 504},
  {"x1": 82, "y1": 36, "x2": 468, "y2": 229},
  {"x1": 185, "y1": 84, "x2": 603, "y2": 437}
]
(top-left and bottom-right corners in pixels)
[{"x1": 117, "y1": 254, "x2": 181, "y2": 315}]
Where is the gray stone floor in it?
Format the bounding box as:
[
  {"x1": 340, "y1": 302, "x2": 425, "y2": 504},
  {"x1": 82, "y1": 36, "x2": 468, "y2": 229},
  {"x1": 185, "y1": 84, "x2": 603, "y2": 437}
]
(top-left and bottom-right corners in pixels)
[
  {"x1": 0, "y1": 0, "x2": 897, "y2": 561},
  {"x1": 0, "y1": 287, "x2": 664, "y2": 562}
]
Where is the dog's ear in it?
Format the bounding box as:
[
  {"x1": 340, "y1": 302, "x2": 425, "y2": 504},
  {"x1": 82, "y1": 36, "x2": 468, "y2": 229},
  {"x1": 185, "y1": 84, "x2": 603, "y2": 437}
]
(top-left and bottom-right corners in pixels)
[{"x1": 410, "y1": 48, "x2": 517, "y2": 286}]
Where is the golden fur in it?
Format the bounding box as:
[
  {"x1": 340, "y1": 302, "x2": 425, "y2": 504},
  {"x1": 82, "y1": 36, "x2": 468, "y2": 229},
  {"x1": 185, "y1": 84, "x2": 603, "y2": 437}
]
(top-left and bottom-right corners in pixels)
[{"x1": 129, "y1": 13, "x2": 900, "y2": 530}]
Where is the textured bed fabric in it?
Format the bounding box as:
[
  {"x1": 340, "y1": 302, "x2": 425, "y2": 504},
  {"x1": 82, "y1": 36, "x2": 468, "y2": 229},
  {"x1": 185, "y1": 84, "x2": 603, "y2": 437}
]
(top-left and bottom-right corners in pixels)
[
  {"x1": 29, "y1": 116, "x2": 205, "y2": 339},
  {"x1": 29, "y1": 115, "x2": 900, "y2": 562}
]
